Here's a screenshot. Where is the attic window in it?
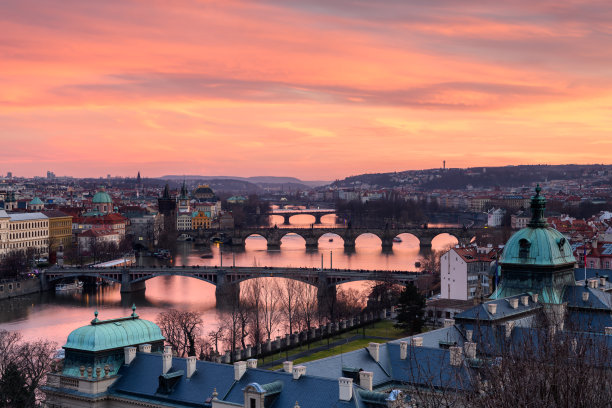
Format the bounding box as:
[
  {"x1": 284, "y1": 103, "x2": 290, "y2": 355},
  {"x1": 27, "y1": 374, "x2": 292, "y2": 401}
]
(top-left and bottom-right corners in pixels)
[
  {"x1": 557, "y1": 237, "x2": 566, "y2": 252},
  {"x1": 519, "y1": 238, "x2": 531, "y2": 258}
]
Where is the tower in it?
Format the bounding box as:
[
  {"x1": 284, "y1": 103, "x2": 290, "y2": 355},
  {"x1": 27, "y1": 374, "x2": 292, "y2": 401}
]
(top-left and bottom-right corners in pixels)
[{"x1": 493, "y1": 185, "x2": 576, "y2": 304}]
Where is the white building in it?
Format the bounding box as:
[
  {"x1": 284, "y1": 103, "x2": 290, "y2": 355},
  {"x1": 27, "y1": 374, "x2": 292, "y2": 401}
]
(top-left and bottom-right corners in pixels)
[
  {"x1": 440, "y1": 246, "x2": 499, "y2": 300},
  {"x1": 0, "y1": 210, "x2": 9, "y2": 256},
  {"x1": 487, "y1": 208, "x2": 506, "y2": 227},
  {"x1": 177, "y1": 212, "x2": 193, "y2": 231},
  {"x1": 4, "y1": 212, "x2": 49, "y2": 256}
]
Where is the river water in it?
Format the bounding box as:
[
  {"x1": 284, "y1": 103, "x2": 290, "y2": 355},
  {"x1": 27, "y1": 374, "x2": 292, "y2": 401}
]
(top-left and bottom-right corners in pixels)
[{"x1": 0, "y1": 214, "x2": 458, "y2": 346}]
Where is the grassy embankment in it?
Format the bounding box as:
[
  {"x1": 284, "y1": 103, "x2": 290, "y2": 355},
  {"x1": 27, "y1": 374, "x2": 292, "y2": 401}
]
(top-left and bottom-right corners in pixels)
[{"x1": 261, "y1": 320, "x2": 407, "y2": 369}]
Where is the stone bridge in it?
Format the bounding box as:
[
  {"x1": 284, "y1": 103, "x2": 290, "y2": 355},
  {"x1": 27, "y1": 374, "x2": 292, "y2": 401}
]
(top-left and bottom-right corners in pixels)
[
  {"x1": 189, "y1": 226, "x2": 477, "y2": 250},
  {"x1": 41, "y1": 266, "x2": 420, "y2": 306},
  {"x1": 267, "y1": 208, "x2": 336, "y2": 225}
]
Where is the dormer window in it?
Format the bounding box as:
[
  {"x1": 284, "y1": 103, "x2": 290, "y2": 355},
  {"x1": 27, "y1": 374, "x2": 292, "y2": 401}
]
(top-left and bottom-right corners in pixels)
[
  {"x1": 519, "y1": 238, "x2": 531, "y2": 258},
  {"x1": 557, "y1": 237, "x2": 566, "y2": 253}
]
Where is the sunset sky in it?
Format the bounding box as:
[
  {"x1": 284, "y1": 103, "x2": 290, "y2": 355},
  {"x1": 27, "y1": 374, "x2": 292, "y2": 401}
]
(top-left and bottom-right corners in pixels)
[{"x1": 2, "y1": 0, "x2": 612, "y2": 180}]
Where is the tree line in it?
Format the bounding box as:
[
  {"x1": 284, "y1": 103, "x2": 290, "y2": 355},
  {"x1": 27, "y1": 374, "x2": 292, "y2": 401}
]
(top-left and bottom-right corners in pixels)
[{"x1": 156, "y1": 277, "x2": 366, "y2": 359}]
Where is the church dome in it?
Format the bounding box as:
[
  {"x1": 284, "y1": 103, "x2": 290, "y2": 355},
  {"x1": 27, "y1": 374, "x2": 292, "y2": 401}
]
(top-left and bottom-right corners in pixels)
[
  {"x1": 500, "y1": 227, "x2": 575, "y2": 266},
  {"x1": 499, "y1": 185, "x2": 575, "y2": 267},
  {"x1": 29, "y1": 197, "x2": 44, "y2": 206},
  {"x1": 193, "y1": 185, "x2": 214, "y2": 196},
  {"x1": 92, "y1": 190, "x2": 112, "y2": 204}
]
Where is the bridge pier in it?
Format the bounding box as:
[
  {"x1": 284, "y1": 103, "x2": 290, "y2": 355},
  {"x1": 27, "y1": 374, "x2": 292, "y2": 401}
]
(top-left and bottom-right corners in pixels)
[
  {"x1": 314, "y1": 214, "x2": 323, "y2": 225},
  {"x1": 381, "y1": 238, "x2": 394, "y2": 251},
  {"x1": 343, "y1": 237, "x2": 356, "y2": 250},
  {"x1": 317, "y1": 276, "x2": 337, "y2": 312},
  {"x1": 305, "y1": 236, "x2": 319, "y2": 250},
  {"x1": 282, "y1": 215, "x2": 291, "y2": 225},
  {"x1": 215, "y1": 270, "x2": 240, "y2": 308},
  {"x1": 419, "y1": 237, "x2": 433, "y2": 250},
  {"x1": 120, "y1": 269, "x2": 146, "y2": 293}
]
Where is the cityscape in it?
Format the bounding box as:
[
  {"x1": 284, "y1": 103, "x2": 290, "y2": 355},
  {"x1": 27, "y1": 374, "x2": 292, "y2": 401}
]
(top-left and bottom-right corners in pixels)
[{"x1": 2, "y1": 1, "x2": 612, "y2": 407}]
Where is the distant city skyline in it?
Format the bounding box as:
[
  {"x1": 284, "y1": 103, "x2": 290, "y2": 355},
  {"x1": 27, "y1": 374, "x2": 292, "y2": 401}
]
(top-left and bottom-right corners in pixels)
[{"x1": 3, "y1": 1, "x2": 612, "y2": 179}]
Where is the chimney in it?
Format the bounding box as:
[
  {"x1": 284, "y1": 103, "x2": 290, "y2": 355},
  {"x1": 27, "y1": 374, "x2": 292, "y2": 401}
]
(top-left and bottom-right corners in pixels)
[
  {"x1": 124, "y1": 346, "x2": 136, "y2": 365},
  {"x1": 449, "y1": 347, "x2": 463, "y2": 366},
  {"x1": 138, "y1": 343, "x2": 151, "y2": 353},
  {"x1": 359, "y1": 371, "x2": 373, "y2": 391},
  {"x1": 234, "y1": 361, "x2": 247, "y2": 381},
  {"x1": 600, "y1": 277, "x2": 606, "y2": 287},
  {"x1": 505, "y1": 321, "x2": 515, "y2": 339},
  {"x1": 443, "y1": 318, "x2": 455, "y2": 327},
  {"x1": 465, "y1": 330, "x2": 473, "y2": 342},
  {"x1": 399, "y1": 341, "x2": 408, "y2": 360},
  {"x1": 509, "y1": 298, "x2": 519, "y2": 309},
  {"x1": 339, "y1": 377, "x2": 353, "y2": 401},
  {"x1": 582, "y1": 291, "x2": 590, "y2": 302},
  {"x1": 367, "y1": 343, "x2": 380, "y2": 362},
  {"x1": 292, "y1": 365, "x2": 306, "y2": 380},
  {"x1": 186, "y1": 356, "x2": 197, "y2": 379},
  {"x1": 487, "y1": 303, "x2": 497, "y2": 315},
  {"x1": 605, "y1": 327, "x2": 612, "y2": 335},
  {"x1": 520, "y1": 296, "x2": 529, "y2": 307},
  {"x1": 162, "y1": 346, "x2": 172, "y2": 374},
  {"x1": 283, "y1": 361, "x2": 293, "y2": 373},
  {"x1": 411, "y1": 337, "x2": 423, "y2": 347},
  {"x1": 246, "y1": 359, "x2": 258, "y2": 369},
  {"x1": 532, "y1": 293, "x2": 538, "y2": 303},
  {"x1": 464, "y1": 342, "x2": 477, "y2": 359}
]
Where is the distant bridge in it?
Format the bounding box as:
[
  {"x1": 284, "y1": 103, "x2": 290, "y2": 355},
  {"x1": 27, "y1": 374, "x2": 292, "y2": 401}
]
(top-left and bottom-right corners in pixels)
[
  {"x1": 42, "y1": 266, "x2": 421, "y2": 306},
  {"x1": 267, "y1": 208, "x2": 336, "y2": 225},
  {"x1": 188, "y1": 226, "x2": 478, "y2": 250}
]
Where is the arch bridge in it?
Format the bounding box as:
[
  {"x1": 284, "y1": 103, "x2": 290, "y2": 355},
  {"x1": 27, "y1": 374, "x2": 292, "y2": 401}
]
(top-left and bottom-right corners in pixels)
[
  {"x1": 187, "y1": 226, "x2": 477, "y2": 250},
  {"x1": 231, "y1": 226, "x2": 477, "y2": 250},
  {"x1": 267, "y1": 208, "x2": 336, "y2": 225},
  {"x1": 41, "y1": 266, "x2": 420, "y2": 307}
]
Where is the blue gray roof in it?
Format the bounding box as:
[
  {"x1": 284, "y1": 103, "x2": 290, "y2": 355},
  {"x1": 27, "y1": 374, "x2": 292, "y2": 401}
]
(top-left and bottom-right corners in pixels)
[{"x1": 500, "y1": 227, "x2": 575, "y2": 266}]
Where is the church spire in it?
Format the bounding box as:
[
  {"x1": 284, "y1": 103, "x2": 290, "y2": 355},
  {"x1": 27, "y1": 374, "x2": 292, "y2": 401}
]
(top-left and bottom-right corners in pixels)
[{"x1": 528, "y1": 184, "x2": 548, "y2": 228}]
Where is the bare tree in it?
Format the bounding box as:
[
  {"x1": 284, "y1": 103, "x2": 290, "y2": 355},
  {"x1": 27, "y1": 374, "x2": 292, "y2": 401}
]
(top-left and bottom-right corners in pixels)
[
  {"x1": 279, "y1": 277, "x2": 301, "y2": 334},
  {"x1": 0, "y1": 330, "x2": 56, "y2": 407},
  {"x1": 156, "y1": 309, "x2": 203, "y2": 357},
  {"x1": 243, "y1": 279, "x2": 265, "y2": 346},
  {"x1": 297, "y1": 283, "x2": 318, "y2": 331},
  {"x1": 208, "y1": 326, "x2": 224, "y2": 356},
  {"x1": 261, "y1": 279, "x2": 282, "y2": 340}
]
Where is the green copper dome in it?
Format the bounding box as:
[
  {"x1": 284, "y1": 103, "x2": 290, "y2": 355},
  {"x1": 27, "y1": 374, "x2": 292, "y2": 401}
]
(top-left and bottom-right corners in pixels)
[
  {"x1": 500, "y1": 185, "x2": 575, "y2": 266},
  {"x1": 29, "y1": 197, "x2": 44, "y2": 205},
  {"x1": 493, "y1": 185, "x2": 576, "y2": 304},
  {"x1": 92, "y1": 190, "x2": 113, "y2": 204},
  {"x1": 63, "y1": 311, "x2": 164, "y2": 352},
  {"x1": 500, "y1": 227, "x2": 575, "y2": 266}
]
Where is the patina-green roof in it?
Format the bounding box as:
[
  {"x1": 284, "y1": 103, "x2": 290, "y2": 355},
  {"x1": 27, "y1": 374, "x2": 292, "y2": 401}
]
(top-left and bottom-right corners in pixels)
[
  {"x1": 63, "y1": 311, "x2": 164, "y2": 352},
  {"x1": 92, "y1": 190, "x2": 113, "y2": 204},
  {"x1": 500, "y1": 185, "x2": 575, "y2": 267},
  {"x1": 500, "y1": 227, "x2": 575, "y2": 266},
  {"x1": 29, "y1": 197, "x2": 44, "y2": 205}
]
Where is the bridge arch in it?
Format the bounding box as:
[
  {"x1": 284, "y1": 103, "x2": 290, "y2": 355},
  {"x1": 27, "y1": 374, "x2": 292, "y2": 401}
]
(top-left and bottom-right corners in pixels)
[
  {"x1": 47, "y1": 272, "x2": 122, "y2": 284},
  {"x1": 391, "y1": 232, "x2": 421, "y2": 248},
  {"x1": 129, "y1": 271, "x2": 218, "y2": 286},
  {"x1": 430, "y1": 233, "x2": 460, "y2": 250},
  {"x1": 354, "y1": 232, "x2": 383, "y2": 248}
]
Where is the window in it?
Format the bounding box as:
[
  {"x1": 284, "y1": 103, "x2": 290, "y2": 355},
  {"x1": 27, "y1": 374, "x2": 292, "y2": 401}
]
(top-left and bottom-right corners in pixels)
[
  {"x1": 590, "y1": 261, "x2": 594, "y2": 268},
  {"x1": 250, "y1": 398, "x2": 257, "y2": 408}
]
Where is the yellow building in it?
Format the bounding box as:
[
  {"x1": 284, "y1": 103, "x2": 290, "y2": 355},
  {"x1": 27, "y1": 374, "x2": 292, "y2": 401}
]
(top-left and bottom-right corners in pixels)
[
  {"x1": 42, "y1": 210, "x2": 73, "y2": 252},
  {"x1": 192, "y1": 211, "x2": 211, "y2": 230}
]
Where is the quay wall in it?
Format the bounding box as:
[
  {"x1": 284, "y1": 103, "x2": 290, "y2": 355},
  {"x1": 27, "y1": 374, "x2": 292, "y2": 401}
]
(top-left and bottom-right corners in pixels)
[{"x1": 0, "y1": 278, "x2": 41, "y2": 300}]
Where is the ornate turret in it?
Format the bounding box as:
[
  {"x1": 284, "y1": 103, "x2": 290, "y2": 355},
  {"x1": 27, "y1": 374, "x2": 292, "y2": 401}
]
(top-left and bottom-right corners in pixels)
[
  {"x1": 493, "y1": 185, "x2": 576, "y2": 303},
  {"x1": 527, "y1": 185, "x2": 547, "y2": 228}
]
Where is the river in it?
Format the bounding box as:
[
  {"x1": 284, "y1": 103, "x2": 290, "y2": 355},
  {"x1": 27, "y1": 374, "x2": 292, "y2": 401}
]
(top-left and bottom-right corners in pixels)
[{"x1": 0, "y1": 214, "x2": 458, "y2": 346}]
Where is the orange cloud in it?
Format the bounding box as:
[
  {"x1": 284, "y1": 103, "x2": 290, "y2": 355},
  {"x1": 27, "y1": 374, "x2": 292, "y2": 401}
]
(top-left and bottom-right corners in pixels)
[{"x1": 1, "y1": 0, "x2": 611, "y2": 179}]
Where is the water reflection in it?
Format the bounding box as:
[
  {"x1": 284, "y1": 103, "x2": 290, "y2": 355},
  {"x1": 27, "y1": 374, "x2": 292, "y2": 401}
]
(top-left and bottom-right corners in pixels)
[{"x1": 0, "y1": 230, "x2": 457, "y2": 346}]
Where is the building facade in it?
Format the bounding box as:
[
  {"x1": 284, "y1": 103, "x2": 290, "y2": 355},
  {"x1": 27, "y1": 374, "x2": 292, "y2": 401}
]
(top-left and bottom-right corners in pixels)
[
  {"x1": 5, "y1": 212, "x2": 49, "y2": 256},
  {"x1": 440, "y1": 246, "x2": 498, "y2": 300}
]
